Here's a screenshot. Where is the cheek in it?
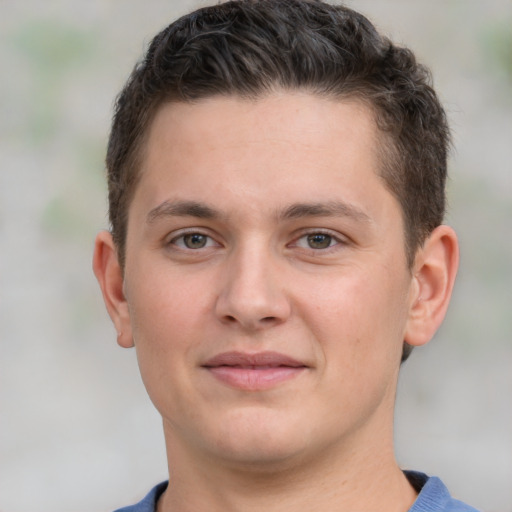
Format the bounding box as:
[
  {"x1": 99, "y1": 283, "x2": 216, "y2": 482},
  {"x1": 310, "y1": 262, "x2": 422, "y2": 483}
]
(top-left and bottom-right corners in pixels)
[
  {"x1": 295, "y1": 266, "x2": 410, "y2": 363},
  {"x1": 126, "y1": 275, "x2": 207, "y2": 415},
  {"x1": 124, "y1": 274, "x2": 204, "y2": 392},
  {"x1": 127, "y1": 263, "x2": 212, "y2": 341}
]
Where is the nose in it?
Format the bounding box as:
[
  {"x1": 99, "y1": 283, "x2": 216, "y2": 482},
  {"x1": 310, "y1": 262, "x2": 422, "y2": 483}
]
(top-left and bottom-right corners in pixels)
[{"x1": 214, "y1": 244, "x2": 291, "y2": 331}]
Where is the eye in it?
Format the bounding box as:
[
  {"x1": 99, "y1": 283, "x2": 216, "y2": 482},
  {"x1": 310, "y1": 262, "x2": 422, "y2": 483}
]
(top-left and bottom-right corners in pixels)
[
  {"x1": 305, "y1": 233, "x2": 334, "y2": 249},
  {"x1": 171, "y1": 232, "x2": 216, "y2": 249},
  {"x1": 293, "y1": 231, "x2": 342, "y2": 250}
]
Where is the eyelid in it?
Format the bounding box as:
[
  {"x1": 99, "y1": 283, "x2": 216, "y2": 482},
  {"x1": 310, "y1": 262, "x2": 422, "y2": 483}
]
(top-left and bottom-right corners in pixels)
[
  {"x1": 166, "y1": 227, "x2": 221, "y2": 249},
  {"x1": 164, "y1": 227, "x2": 349, "y2": 252},
  {"x1": 289, "y1": 228, "x2": 349, "y2": 251}
]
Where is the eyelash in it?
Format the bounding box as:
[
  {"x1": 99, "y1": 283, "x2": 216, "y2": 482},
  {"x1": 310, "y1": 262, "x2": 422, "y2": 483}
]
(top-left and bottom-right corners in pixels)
[
  {"x1": 167, "y1": 229, "x2": 219, "y2": 250},
  {"x1": 167, "y1": 228, "x2": 346, "y2": 254},
  {"x1": 291, "y1": 230, "x2": 347, "y2": 253}
]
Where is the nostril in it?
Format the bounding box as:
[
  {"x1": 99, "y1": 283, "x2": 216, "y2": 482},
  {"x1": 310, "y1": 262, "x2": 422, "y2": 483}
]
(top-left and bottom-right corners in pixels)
[{"x1": 222, "y1": 315, "x2": 277, "y2": 326}]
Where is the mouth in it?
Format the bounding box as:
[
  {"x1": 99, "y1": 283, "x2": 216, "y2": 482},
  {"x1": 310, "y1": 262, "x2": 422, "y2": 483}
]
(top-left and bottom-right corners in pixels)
[{"x1": 201, "y1": 351, "x2": 308, "y2": 390}]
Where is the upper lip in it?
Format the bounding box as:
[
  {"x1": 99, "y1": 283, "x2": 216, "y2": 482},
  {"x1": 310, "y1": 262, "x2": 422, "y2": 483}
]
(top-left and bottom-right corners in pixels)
[{"x1": 202, "y1": 351, "x2": 307, "y2": 368}]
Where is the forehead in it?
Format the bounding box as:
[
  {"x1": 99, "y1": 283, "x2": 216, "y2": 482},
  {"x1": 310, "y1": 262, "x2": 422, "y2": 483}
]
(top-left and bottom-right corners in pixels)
[
  {"x1": 132, "y1": 92, "x2": 395, "y2": 224},
  {"x1": 147, "y1": 92, "x2": 379, "y2": 152}
]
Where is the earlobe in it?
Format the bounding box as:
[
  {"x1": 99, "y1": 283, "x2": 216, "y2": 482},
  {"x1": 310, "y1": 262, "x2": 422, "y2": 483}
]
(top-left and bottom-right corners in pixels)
[
  {"x1": 92, "y1": 231, "x2": 134, "y2": 348},
  {"x1": 404, "y1": 225, "x2": 459, "y2": 347}
]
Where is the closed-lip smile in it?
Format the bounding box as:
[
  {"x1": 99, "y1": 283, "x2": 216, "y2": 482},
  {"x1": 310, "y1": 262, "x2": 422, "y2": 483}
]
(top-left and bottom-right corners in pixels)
[{"x1": 202, "y1": 351, "x2": 308, "y2": 390}]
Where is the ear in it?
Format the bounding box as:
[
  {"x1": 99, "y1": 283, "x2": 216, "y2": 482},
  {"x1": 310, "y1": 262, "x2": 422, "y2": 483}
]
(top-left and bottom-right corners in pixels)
[
  {"x1": 404, "y1": 225, "x2": 459, "y2": 347},
  {"x1": 92, "y1": 231, "x2": 134, "y2": 348}
]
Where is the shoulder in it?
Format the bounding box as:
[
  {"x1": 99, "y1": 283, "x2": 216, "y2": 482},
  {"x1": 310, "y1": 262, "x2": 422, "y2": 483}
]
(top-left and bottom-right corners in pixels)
[
  {"x1": 405, "y1": 471, "x2": 480, "y2": 512},
  {"x1": 112, "y1": 474, "x2": 480, "y2": 512},
  {"x1": 113, "y1": 481, "x2": 168, "y2": 512}
]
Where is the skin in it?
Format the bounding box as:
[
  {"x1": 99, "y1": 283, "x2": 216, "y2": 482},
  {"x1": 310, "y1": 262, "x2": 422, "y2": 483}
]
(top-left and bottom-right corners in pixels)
[{"x1": 94, "y1": 92, "x2": 459, "y2": 512}]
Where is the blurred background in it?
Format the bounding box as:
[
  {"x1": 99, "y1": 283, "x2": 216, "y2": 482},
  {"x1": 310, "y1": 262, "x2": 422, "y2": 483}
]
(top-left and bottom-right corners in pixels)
[{"x1": 1, "y1": 1, "x2": 511, "y2": 510}]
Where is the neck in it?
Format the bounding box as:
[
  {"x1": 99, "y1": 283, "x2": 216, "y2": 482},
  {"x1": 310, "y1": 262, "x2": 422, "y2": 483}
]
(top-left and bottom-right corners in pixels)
[{"x1": 157, "y1": 415, "x2": 417, "y2": 512}]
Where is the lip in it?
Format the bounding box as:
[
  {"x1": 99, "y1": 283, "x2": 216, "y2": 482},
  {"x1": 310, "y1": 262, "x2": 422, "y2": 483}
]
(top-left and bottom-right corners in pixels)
[{"x1": 201, "y1": 351, "x2": 308, "y2": 390}]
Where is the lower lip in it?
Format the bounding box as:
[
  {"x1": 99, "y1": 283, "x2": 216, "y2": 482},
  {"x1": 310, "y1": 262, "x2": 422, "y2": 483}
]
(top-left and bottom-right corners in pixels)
[{"x1": 204, "y1": 366, "x2": 306, "y2": 390}]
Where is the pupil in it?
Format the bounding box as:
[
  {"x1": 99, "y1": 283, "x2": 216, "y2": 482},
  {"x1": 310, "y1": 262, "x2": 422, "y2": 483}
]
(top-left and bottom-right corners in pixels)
[
  {"x1": 184, "y1": 234, "x2": 207, "y2": 248},
  {"x1": 307, "y1": 233, "x2": 331, "y2": 249}
]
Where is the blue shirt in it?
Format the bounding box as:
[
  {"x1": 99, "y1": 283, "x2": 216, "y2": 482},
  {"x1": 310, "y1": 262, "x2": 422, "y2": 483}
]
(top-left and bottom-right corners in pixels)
[{"x1": 113, "y1": 471, "x2": 479, "y2": 512}]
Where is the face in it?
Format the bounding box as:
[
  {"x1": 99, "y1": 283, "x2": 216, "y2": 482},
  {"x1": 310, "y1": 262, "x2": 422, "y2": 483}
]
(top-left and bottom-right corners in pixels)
[{"x1": 119, "y1": 93, "x2": 417, "y2": 469}]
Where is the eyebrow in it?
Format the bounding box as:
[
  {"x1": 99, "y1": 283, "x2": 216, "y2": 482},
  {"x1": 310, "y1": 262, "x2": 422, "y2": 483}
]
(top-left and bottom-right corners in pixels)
[
  {"x1": 146, "y1": 200, "x2": 219, "y2": 224},
  {"x1": 146, "y1": 199, "x2": 372, "y2": 224},
  {"x1": 279, "y1": 201, "x2": 372, "y2": 223}
]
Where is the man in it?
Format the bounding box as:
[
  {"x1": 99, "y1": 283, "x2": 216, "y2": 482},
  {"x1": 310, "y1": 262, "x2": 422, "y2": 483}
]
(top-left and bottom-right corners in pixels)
[{"x1": 93, "y1": 1, "x2": 477, "y2": 511}]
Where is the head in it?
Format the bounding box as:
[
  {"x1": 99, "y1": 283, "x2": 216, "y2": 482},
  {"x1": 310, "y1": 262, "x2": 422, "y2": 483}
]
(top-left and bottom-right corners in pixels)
[{"x1": 94, "y1": 0, "x2": 459, "y2": 474}]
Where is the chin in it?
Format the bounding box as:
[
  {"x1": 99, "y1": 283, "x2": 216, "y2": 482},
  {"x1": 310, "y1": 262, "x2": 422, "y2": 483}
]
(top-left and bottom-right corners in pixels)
[
  {"x1": 199, "y1": 408, "x2": 315, "y2": 471},
  {"x1": 214, "y1": 441, "x2": 307, "y2": 473}
]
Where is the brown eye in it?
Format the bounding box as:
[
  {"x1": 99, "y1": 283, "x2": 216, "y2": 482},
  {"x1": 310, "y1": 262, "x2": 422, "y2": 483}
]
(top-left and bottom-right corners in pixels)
[
  {"x1": 183, "y1": 233, "x2": 208, "y2": 249},
  {"x1": 307, "y1": 233, "x2": 333, "y2": 249}
]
